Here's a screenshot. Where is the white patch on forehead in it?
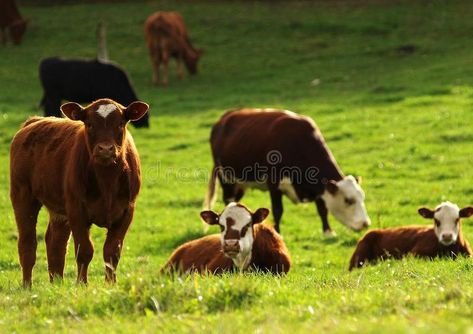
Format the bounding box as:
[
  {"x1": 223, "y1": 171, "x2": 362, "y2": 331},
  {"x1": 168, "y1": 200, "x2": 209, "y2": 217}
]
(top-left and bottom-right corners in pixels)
[
  {"x1": 321, "y1": 175, "x2": 370, "y2": 231},
  {"x1": 434, "y1": 201, "x2": 460, "y2": 220},
  {"x1": 433, "y1": 202, "x2": 460, "y2": 245},
  {"x1": 337, "y1": 176, "x2": 364, "y2": 198},
  {"x1": 278, "y1": 177, "x2": 300, "y2": 204},
  {"x1": 220, "y1": 202, "x2": 252, "y2": 230},
  {"x1": 96, "y1": 104, "x2": 117, "y2": 118}
]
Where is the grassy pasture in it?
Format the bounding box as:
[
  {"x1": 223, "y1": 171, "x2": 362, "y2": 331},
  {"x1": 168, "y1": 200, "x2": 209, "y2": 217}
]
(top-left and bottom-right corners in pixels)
[{"x1": 2, "y1": 0, "x2": 473, "y2": 332}]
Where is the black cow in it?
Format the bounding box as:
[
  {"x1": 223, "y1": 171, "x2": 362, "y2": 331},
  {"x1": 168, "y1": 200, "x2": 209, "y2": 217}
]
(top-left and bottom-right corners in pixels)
[{"x1": 39, "y1": 57, "x2": 149, "y2": 128}]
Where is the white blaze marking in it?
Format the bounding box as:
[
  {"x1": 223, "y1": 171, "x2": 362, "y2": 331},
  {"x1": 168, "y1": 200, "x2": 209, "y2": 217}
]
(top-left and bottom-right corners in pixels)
[
  {"x1": 96, "y1": 104, "x2": 117, "y2": 118},
  {"x1": 321, "y1": 175, "x2": 370, "y2": 231},
  {"x1": 433, "y1": 201, "x2": 460, "y2": 245},
  {"x1": 219, "y1": 203, "x2": 254, "y2": 270}
]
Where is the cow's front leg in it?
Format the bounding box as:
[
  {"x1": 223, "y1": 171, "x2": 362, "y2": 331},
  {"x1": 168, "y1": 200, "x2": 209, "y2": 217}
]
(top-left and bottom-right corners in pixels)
[
  {"x1": 103, "y1": 207, "x2": 134, "y2": 283},
  {"x1": 68, "y1": 208, "x2": 94, "y2": 284},
  {"x1": 269, "y1": 188, "x2": 283, "y2": 233},
  {"x1": 316, "y1": 197, "x2": 335, "y2": 237}
]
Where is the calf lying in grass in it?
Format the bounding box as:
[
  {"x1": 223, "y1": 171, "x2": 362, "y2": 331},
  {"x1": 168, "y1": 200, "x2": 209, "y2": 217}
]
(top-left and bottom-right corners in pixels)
[
  {"x1": 162, "y1": 203, "x2": 291, "y2": 275},
  {"x1": 349, "y1": 201, "x2": 473, "y2": 270}
]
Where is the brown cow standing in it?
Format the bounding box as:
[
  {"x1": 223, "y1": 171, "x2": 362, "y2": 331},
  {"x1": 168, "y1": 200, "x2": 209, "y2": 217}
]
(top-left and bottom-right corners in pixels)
[
  {"x1": 10, "y1": 98, "x2": 149, "y2": 287},
  {"x1": 162, "y1": 203, "x2": 291, "y2": 275},
  {"x1": 349, "y1": 201, "x2": 473, "y2": 270},
  {"x1": 205, "y1": 108, "x2": 371, "y2": 235},
  {"x1": 144, "y1": 11, "x2": 202, "y2": 86},
  {"x1": 0, "y1": 0, "x2": 28, "y2": 45}
]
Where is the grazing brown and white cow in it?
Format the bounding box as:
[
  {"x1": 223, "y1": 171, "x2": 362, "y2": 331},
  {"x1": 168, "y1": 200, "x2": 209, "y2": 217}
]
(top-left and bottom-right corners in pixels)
[
  {"x1": 0, "y1": 0, "x2": 28, "y2": 45},
  {"x1": 162, "y1": 203, "x2": 291, "y2": 275},
  {"x1": 349, "y1": 202, "x2": 473, "y2": 270},
  {"x1": 10, "y1": 98, "x2": 149, "y2": 287},
  {"x1": 204, "y1": 108, "x2": 371, "y2": 235},
  {"x1": 144, "y1": 11, "x2": 202, "y2": 86}
]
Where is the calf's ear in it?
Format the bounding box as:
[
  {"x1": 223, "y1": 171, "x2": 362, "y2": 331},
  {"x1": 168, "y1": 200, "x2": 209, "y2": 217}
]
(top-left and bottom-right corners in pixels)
[
  {"x1": 252, "y1": 208, "x2": 270, "y2": 224},
  {"x1": 326, "y1": 180, "x2": 338, "y2": 195},
  {"x1": 200, "y1": 210, "x2": 219, "y2": 225},
  {"x1": 125, "y1": 101, "x2": 149, "y2": 122},
  {"x1": 459, "y1": 206, "x2": 473, "y2": 218},
  {"x1": 61, "y1": 102, "x2": 85, "y2": 121},
  {"x1": 355, "y1": 176, "x2": 362, "y2": 185},
  {"x1": 418, "y1": 207, "x2": 435, "y2": 219}
]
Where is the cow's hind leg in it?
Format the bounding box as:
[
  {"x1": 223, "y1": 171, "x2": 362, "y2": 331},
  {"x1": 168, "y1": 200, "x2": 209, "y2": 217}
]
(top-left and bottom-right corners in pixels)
[
  {"x1": 45, "y1": 213, "x2": 71, "y2": 282},
  {"x1": 11, "y1": 188, "x2": 41, "y2": 287}
]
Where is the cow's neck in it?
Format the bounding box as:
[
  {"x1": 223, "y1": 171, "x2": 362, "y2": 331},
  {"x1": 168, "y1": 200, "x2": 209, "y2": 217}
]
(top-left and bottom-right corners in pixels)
[
  {"x1": 232, "y1": 250, "x2": 252, "y2": 272},
  {"x1": 92, "y1": 161, "x2": 125, "y2": 223}
]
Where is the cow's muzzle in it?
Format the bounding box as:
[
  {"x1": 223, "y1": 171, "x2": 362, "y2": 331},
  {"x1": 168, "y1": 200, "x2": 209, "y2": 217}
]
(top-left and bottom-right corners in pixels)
[
  {"x1": 223, "y1": 240, "x2": 240, "y2": 257},
  {"x1": 93, "y1": 144, "x2": 118, "y2": 165}
]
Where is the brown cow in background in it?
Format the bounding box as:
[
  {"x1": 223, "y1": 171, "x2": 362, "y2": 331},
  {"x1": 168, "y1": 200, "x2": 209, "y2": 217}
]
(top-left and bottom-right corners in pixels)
[
  {"x1": 10, "y1": 98, "x2": 149, "y2": 287},
  {"x1": 144, "y1": 11, "x2": 202, "y2": 86},
  {"x1": 0, "y1": 0, "x2": 28, "y2": 45}
]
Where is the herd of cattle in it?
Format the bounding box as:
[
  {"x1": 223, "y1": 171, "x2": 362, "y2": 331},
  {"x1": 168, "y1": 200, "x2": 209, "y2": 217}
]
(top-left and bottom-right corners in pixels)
[{"x1": 4, "y1": 1, "x2": 473, "y2": 287}]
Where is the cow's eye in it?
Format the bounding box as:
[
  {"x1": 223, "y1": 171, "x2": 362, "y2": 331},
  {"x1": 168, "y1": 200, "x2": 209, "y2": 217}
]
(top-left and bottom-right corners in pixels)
[
  {"x1": 344, "y1": 197, "x2": 355, "y2": 205},
  {"x1": 434, "y1": 219, "x2": 441, "y2": 227}
]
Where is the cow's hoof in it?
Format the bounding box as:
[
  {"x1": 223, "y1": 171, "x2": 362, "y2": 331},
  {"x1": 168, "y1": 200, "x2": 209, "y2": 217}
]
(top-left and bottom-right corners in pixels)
[{"x1": 323, "y1": 230, "x2": 337, "y2": 238}]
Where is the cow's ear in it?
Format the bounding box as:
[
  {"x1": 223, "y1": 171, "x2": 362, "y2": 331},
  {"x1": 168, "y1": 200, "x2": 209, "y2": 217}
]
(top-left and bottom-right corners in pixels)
[
  {"x1": 418, "y1": 207, "x2": 435, "y2": 219},
  {"x1": 326, "y1": 180, "x2": 338, "y2": 195},
  {"x1": 252, "y1": 208, "x2": 269, "y2": 225},
  {"x1": 61, "y1": 102, "x2": 85, "y2": 121},
  {"x1": 200, "y1": 210, "x2": 219, "y2": 225},
  {"x1": 125, "y1": 101, "x2": 149, "y2": 122},
  {"x1": 460, "y1": 206, "x2": 473, "y2": 218},
  {"x1": 355, "y1": 176, "x2": 362, "y2": 185}
]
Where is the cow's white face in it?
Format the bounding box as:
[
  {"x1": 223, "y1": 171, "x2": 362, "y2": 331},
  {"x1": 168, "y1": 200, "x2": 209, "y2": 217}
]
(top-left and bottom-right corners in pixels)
[
  {"x1": 321, "y1": 175, "x2": 371, "y2": 231},
  {"x1": 418, "y1": 202, "x2": 473, "y2": 246},
  {"x1": 200, "y1": 203, "x2": 269, "y2": 270}
]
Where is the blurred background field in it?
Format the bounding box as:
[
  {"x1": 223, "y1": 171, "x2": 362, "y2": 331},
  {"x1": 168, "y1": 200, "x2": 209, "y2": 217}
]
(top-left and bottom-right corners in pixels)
[{"x1": 2, "y1": 1, "x2": 473, "y2": 332}]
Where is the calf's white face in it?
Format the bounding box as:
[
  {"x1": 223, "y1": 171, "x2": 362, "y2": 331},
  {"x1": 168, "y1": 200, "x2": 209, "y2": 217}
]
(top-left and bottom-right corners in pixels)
[
  {"x1": 321, "y1": 175, "x2": 371, "y2": 231},
  {"x1": 418, "y1": 201, "x2": 473, "y2": 246},
  {"x1": 200, "y1": 203, "x2": 269, "y2": 270}
]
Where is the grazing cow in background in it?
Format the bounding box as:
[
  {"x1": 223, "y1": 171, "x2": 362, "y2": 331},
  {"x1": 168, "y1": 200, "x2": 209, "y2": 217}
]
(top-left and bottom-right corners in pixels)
[
  {"x1": 0, "y1": 0, "x2": 28, "y2": 45},
  {"x1": 162, "y1": 203, "x2": 291, "y2": 275},
  {"x1": 204, "y1": 108, "x2": 371, "y2": 235},
  {"x1": 10, "y1": 98, "x2": 149, "y2": 287},
  {"x1": 39, "y1": 57, "x2": 149, "y2": 128},
  {"x1": 144, "y1": 11, "x2": 202, "y2": 86},
  {"x1": 349, "y1": 202, "x2": 473, "y2": 270}
]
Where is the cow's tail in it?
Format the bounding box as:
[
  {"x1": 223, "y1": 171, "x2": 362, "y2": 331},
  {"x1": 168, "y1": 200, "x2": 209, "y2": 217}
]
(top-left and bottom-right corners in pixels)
[{"x1": 202, "y1": 165, "x2": 219, "y2": 232}]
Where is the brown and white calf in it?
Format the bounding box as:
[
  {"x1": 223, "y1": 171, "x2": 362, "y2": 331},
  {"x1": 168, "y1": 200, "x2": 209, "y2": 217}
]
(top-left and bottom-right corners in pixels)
[
  {"x1": 10, "y1": 98, "x2": 149, "y2": 286},
  {"x1": 205, "y1": 108, "x2": 371, "y2": 235},
  {"x1": 162, "y1": 203, "x2": 291, "y2": 275},
  {"x1": 349, "y1": 201, "x2": 473, "y2": 270},
  {"x1": 144, "y1": 11, "x2": 202, "y2": 86}
]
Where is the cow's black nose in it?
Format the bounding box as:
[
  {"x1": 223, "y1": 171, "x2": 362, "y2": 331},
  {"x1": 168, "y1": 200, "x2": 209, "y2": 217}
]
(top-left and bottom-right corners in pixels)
[
  {"x1": 442, "y1": 233, "x2": 453, "y2": 241},
  {"x1": 97, "y1": 144, "x2": 114, "y2": 153}
]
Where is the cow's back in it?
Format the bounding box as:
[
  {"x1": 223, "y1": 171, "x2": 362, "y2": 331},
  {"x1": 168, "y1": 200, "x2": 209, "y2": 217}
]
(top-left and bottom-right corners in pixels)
[
  {"x1": 10, "y1": 117, "x2": 83, "y2": 213},
  {"x1": 163, "y1": 234, "x2": 233, "y2": 274},
  {"x1": 251, "y1": 223, "x2": 291, "y2": 274},
  {"x1": 211, "y1": 108, "x2": 319, "y2": 169}
]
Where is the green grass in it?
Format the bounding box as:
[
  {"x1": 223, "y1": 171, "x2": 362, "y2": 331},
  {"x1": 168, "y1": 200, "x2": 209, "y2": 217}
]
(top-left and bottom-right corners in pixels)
[{"x1": 2, "y1": 0, "x2": 473, "y2": 332}]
